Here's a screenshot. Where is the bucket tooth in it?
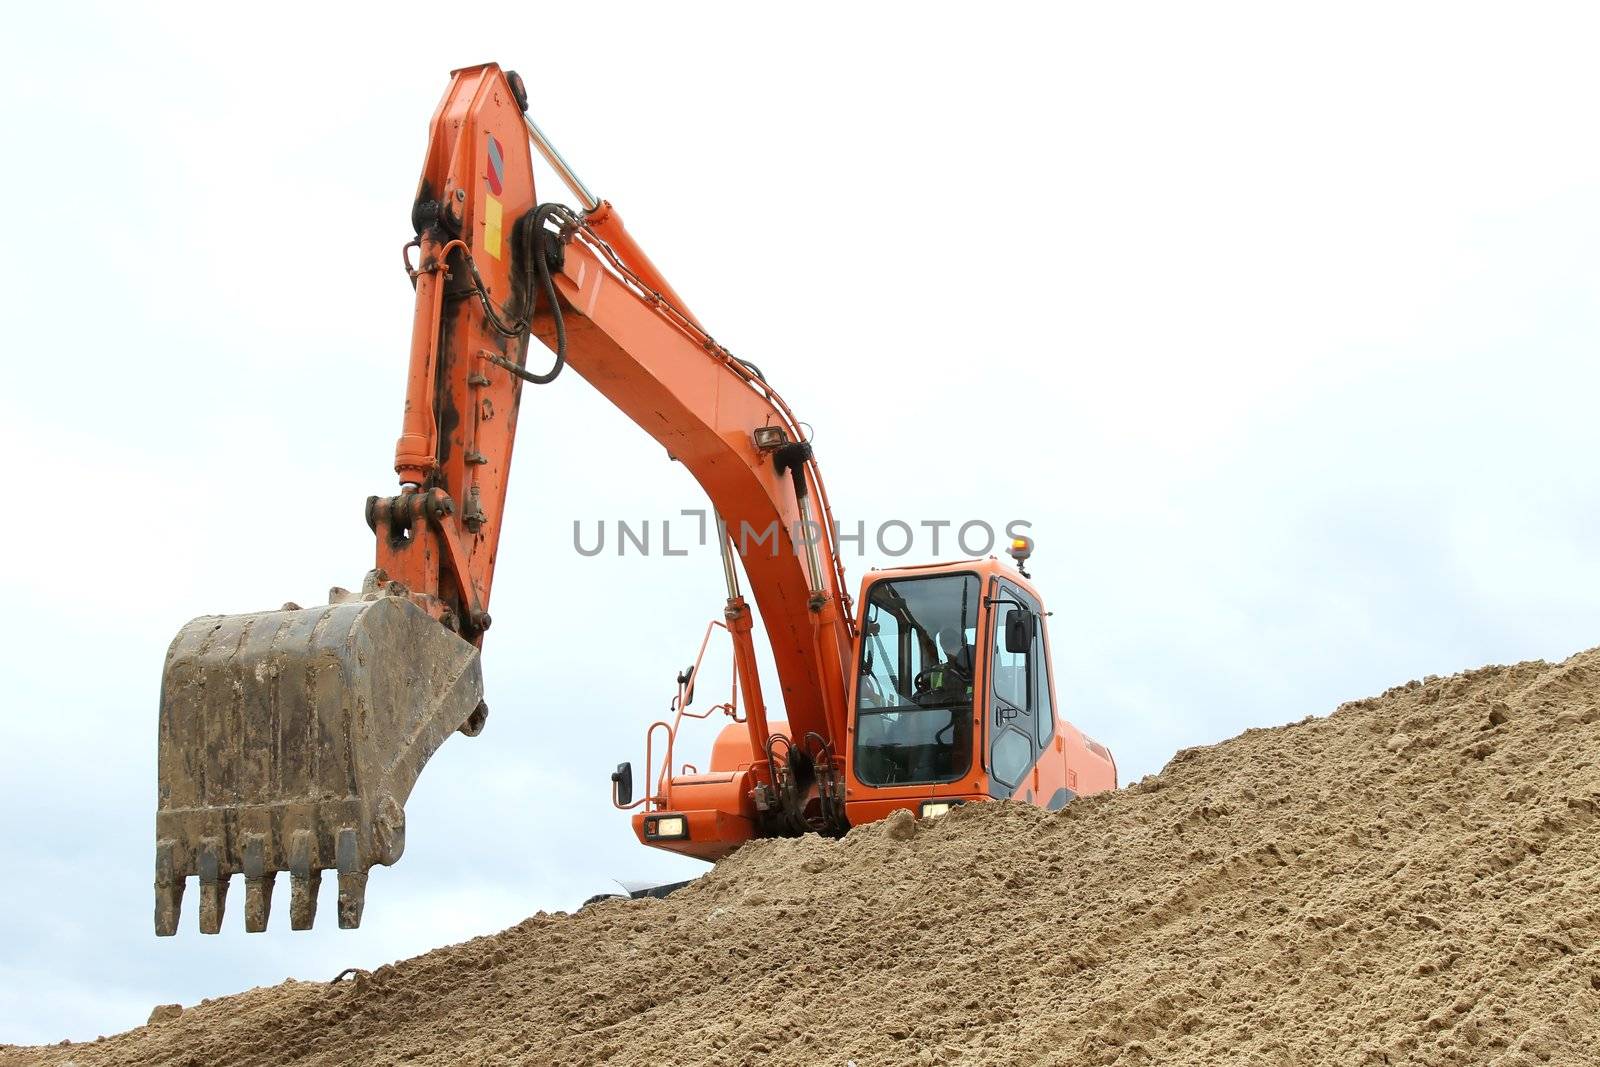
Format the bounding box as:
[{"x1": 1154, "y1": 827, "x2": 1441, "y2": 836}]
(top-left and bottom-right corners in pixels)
[
  {"x1": 154, "y1": 839, "x2": 183, "y2": 937},
  {"x1": 244, "y1": 874, "x2": 276, "y2": 933},
  {"x1": 155, "y1": 591, "x2": 484, "y2": 935},
  {"x1": 335, "y1": 827, "x2": 368, "y2": 929},
  {"x1": 242, "y1": 834, "x2": 275, "y2": 933},
  {"x1": 197, "y1": 839, "x2": 227, "y2": 935},
  {"x1": 289, "y1": 828, "x2": 321, "y2": 930},
  {"x1": 291, "y1": 871, "x2": 322, "y2": 930}
]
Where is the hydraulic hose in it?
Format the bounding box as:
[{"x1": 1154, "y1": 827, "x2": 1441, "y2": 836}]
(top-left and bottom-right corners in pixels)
[{"x1": 484, "y1": 202, "x2": 572, "y2": 386}]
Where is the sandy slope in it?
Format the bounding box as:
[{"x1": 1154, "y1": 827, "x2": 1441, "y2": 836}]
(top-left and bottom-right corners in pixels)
[{"x1": 7, "y1": 650, "x2": 1600, "y2": 1066}]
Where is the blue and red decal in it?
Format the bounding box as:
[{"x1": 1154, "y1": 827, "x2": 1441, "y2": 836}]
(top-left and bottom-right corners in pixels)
[{"x1": 486, "y1": 134, "x2": 505, "y2": 195}]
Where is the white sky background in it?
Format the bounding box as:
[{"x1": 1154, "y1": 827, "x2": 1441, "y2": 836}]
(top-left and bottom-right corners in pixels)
[{"x1": 2, "y1": 0, "x2": 1598, "y2": 1044}]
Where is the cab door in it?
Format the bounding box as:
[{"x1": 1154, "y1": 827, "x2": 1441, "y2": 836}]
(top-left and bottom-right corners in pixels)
[
  {"x1": 986, "y1": 579, "x2": 1039, "y2": 802},
  {"x1": 1031, "y1": 605, "x2": 1074, "y2": 810}
]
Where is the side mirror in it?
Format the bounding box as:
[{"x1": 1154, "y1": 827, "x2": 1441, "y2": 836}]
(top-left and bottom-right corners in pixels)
[
  {"x1": 611, "y1": 762, "x2": 634, "y2": 807},
  {"x1": 1004, "y1": 608, "x2": 1036, "y2": 654}
]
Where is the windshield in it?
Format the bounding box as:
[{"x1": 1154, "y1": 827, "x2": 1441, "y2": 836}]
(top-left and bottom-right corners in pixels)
[{"x1": 853, "y1": 573, "x2": 979, "y2": 786}]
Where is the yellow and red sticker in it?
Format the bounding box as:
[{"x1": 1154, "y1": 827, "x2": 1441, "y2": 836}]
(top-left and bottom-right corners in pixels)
[{"x1": 483, "y1": 133, "x2": 505, "y2": 260}]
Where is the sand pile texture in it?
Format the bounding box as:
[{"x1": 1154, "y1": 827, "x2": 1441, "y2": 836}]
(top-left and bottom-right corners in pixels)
[{"x1": 7, "y1": 650, "x2": 1600, "y2": 1066}]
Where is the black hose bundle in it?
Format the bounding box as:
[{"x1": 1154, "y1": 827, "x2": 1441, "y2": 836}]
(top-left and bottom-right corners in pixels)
[{"x1": 474, "y1": 202, "x2": 573, "y2": 386}]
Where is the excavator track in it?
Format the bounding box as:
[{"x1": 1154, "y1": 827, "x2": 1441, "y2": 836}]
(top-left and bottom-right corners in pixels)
[{"x1": 155, "y1": 581, "x2": 483, "y2": 934}]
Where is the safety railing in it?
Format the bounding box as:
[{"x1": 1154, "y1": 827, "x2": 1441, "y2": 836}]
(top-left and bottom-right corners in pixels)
[{"x1": 612, "y1": 618, "x2": 745, "y2": 812}]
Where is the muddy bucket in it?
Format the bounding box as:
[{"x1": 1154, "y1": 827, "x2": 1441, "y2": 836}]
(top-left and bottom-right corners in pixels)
[{"x1": 154, "y1": 582, "x2": 483, "y2": 934}]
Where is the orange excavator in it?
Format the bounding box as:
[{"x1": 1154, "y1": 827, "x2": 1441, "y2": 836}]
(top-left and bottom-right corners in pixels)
[{"x1": 154, "y1": 63, "x2": 1117, "y2": 935}]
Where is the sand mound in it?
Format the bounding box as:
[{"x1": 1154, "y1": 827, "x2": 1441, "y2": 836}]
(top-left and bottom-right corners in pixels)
[{"x1": 8, "y1": 650, "x2": 1600, "y2": 1066}]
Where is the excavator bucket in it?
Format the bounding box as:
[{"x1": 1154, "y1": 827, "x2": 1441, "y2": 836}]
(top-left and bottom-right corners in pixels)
[{"x1": 154, "y1": 579, "x2": 484, "y2": 934}]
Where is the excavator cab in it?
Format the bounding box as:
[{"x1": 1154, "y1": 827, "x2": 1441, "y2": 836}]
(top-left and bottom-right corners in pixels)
[{"x1": 843, "y1": 558, "x2": 1117, "y2": 826}]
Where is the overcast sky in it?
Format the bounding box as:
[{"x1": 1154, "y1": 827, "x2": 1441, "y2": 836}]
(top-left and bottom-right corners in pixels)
[{"x1": 3, "y1": 0, "x2": 1599, "y2": 1046}]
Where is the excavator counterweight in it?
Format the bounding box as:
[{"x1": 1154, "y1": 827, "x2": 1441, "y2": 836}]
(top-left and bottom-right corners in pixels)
[{"x1": 155, "y1": 581, "x2": 483, "y2": 933}]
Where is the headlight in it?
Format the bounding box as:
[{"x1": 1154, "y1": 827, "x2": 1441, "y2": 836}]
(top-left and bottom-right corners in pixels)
[
  {"x1": 919, "y1": 800, "x2": 966, "y2": 818},
  {"x1": 752, "y1": 425, "x2": 788, "y2": 452},
  {"x1": 644, "y1": 814, "x2": 689, "y2": 840}
]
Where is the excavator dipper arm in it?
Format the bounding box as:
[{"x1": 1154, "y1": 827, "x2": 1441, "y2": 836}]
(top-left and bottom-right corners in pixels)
[{"x1": 155, "y1": 63, "x2": 854, "y2": 933}]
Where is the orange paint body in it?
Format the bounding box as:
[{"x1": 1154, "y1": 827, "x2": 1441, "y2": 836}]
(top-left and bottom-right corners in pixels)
[{"x1": 390, "y1": 64, "x2": 1115, "y2": 864}]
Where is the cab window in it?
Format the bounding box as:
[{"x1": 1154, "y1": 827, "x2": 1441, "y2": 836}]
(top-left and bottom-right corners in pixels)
[{"x1": 854, "y1": 573, "x2": 980, "y2": 786}]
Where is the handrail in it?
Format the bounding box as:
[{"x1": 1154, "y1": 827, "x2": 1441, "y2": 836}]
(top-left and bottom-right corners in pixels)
[{"x1": 612, "y1": 616, "x2": 747, "y2": 812}]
